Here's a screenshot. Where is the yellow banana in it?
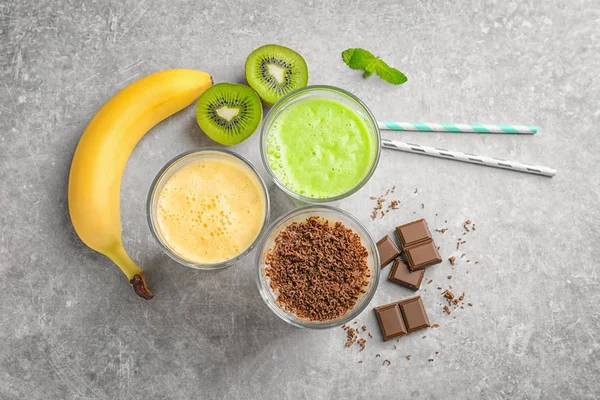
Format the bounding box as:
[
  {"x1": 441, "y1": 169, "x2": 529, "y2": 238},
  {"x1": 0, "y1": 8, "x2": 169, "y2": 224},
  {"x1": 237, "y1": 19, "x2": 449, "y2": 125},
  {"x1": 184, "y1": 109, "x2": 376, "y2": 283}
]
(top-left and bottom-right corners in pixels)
[{"x1": 68, "y1": 69, "x2": 213, "y2": 299}]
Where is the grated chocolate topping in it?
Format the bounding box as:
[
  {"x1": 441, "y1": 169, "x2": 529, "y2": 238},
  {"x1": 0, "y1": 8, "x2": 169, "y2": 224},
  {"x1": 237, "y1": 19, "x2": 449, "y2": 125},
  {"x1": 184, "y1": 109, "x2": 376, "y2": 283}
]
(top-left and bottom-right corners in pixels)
[{"x1": 265, "y1": 216, "x2": 370, "y2": 321}]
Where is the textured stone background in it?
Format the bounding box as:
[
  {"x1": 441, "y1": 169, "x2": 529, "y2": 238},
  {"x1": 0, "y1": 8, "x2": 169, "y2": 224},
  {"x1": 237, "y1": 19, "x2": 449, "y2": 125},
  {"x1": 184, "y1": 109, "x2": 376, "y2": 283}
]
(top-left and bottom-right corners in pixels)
[{"x1": 1, "y1": 0, "x2": 599, "y2": 399}]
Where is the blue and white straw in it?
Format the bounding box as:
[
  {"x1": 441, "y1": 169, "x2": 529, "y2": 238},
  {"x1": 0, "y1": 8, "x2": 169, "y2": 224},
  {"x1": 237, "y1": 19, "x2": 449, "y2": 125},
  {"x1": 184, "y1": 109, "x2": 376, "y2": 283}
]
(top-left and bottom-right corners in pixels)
[{"x1": 378, "y1": 121, "x2": 538, "y2": 135}]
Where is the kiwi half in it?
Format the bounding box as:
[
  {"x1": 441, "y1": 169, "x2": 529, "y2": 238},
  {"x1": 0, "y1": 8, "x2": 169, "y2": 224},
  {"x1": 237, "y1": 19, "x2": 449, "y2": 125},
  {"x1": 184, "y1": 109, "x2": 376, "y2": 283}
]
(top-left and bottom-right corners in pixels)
[
  {"x1": 195, "y1": 83, "x2": 262, "y2": 146},
  {"x1": 245, "y1": 44, "x2": 308, "y2": 105}
]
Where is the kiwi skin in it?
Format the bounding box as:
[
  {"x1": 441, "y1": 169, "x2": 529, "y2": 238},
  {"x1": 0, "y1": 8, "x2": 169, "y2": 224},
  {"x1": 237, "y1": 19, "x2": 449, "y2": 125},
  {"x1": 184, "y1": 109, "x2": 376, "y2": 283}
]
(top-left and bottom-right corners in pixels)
[
  {"x1": 195, "y1": 82, "x2": 263, "y2": 146},
  {"x1": 245, "y1": 44, "x2": 308, "y2": 106}
]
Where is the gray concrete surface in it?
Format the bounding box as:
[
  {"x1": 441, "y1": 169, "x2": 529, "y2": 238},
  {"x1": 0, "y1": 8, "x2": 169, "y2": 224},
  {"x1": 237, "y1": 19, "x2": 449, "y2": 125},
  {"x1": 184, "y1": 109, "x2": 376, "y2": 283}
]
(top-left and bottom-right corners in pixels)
[{"x1": 1, "y1": 0, "x2": 599, "y2": 399}]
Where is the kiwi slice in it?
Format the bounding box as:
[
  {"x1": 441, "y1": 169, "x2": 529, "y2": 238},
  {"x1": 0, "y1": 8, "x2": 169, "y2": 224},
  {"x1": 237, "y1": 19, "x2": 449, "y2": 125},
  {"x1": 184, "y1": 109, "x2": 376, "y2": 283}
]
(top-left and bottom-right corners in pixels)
[
  {"x1": 195, "y1": 83, "x2": 262, "y2": 145},
  {"x1": 245, "y1": 44, "x2": 308, "y2": 105}
]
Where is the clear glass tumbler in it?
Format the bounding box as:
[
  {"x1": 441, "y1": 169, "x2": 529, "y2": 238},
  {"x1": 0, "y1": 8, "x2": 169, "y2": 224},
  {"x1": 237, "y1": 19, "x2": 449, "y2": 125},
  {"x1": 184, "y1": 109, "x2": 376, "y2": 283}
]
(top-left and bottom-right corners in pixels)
[
  {"x1": 147, "y1": 148, "x2": 270, "y2": 270},
  {"x1": 260, "y1": 85, "x2": 381, "y2": 203},
  {"x1": 256, "y1": 205, "x2": 380, "y2": 329}
]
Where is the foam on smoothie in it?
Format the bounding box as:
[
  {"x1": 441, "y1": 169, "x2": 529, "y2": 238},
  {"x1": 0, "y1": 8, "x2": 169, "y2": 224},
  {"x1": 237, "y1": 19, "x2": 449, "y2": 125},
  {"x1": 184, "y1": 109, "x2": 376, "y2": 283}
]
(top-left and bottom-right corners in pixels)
[
  {"x1": 266, "y1": 97, "x2": 376, "y2": 199},
  {"x1": 156, "y1": 155, "x2": 266, "y2": 264}
]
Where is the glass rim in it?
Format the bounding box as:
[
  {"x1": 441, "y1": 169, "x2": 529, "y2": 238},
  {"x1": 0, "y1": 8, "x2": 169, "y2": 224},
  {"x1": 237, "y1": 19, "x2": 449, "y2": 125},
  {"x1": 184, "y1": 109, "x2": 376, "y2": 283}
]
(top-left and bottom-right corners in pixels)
[
  {"x1": 259, "y1": 85, "x2": 382, "y2": 203},
  {"x1": 146, "y1": 148, "x2": 271, "y2": 270},
  {"x1": 255, "y1": 204, "x2": 381, "y2": 329}
]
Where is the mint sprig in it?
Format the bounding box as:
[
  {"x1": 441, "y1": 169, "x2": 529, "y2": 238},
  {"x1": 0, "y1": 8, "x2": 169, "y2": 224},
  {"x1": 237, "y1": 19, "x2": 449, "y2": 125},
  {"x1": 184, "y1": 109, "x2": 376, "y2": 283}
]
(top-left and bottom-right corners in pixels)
[{"x1": 342, "y1": 48, "x2": 407, "y2": 85}]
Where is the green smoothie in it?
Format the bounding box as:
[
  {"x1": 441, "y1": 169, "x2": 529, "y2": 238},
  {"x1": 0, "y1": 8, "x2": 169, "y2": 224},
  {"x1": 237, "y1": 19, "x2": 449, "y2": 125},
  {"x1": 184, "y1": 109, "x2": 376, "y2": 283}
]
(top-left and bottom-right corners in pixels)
[{"x1": 265, "y1": 97, "x2": 377, "y2": 199}]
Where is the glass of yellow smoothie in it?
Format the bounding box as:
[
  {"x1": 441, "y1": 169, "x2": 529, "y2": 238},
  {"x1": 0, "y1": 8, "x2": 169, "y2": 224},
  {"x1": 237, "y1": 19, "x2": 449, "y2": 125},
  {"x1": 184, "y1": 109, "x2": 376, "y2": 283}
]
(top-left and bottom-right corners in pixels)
[
  {"x1": 260, "y1": 86, "x2": 381, "y2": 203},
  {"x1": 147, "y1": 149, "x2": 269, "y2": 269}
]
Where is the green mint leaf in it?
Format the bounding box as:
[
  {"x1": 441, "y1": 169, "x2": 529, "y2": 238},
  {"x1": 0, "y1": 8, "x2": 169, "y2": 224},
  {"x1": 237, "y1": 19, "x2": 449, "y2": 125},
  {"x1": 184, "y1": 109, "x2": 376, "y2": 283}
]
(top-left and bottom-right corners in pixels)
[
  {"x1": 342, "y1": 48, "x2": 356, "y2": 66},
  {"x1": 342, "y1": 48, "x2": 377, "y2": 70},
  {"x1": 375, "y1": 61, "x2": 408, "y2": 85},
  {"x1": 342, "y1": 48, "x2": 407, "y2": 85}
]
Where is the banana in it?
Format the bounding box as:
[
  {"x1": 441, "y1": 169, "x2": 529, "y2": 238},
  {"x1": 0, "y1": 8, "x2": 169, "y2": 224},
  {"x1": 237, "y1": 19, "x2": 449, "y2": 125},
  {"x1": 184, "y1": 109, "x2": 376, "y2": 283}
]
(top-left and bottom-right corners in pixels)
[{"x1": 68, "y1": 69, "x2": 213, "y2": 299}]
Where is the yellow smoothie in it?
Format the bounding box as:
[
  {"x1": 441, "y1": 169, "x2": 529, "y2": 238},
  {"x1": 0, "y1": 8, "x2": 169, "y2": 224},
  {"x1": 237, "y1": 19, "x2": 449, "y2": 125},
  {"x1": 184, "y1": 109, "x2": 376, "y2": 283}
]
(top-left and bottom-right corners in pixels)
[{"x1": 155, "y1": 153, "x2": 267, "y2": 264}]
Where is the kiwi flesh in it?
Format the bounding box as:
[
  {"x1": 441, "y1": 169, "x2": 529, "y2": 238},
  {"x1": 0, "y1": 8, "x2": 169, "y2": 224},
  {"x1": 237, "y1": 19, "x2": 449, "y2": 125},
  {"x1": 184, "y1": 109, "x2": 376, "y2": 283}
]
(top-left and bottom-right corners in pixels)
[
  {"x1": 245, "y1": 44, "x2": 308, "y2": 105},
  {"x1": 195, "y1": 83, "x2": 262, "y2": 146}
]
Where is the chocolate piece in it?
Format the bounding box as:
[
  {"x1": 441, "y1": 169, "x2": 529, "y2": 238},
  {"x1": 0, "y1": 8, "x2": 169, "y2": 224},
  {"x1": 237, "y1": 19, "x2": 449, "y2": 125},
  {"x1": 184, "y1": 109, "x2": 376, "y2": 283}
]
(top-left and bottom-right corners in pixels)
[
  {"x1": 388, "y1": 259, "x2": 424, "y2": 290},
  {"x1": 395, "y1": 218, "x2": 442, "y2": 271},
  {"x1": 376, "y1": 235, "x2": 401, "y2": 268},
  {"x1": 374, "y1": 296, "x2": 430, "y2": 340},
  {"x1": 398, "y1": 296, "x2": 430, "y2": 332},
  {"x1": 405, "y1": 239, "x2": 442, "y2": 271},
  {"x1": 395, "y1": 219, "x2": 432, "y2": 248},
  {"x1": 373, "y1": 303, "x2": 406, "y2": 341}
]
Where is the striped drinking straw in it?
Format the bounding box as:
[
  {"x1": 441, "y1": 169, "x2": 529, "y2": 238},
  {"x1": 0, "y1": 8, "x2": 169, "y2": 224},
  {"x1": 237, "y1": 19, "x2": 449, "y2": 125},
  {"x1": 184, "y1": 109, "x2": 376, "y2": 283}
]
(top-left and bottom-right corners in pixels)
[
  {"x1": 381, "y1": 138, "x2": 556, "y2": 177},
  {"x1": 378, "y1": 121, "x2": 538, "y2": 135}
]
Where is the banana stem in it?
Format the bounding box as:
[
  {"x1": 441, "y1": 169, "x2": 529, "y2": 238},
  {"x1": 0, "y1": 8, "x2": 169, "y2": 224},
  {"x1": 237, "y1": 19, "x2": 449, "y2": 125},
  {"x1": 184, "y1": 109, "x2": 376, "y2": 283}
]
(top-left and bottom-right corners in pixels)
[
  {"x1": 108, "y1": 245, "x2": 153, "y2": 300},
  {"x1": 130, "y1": 274, "x2": 153, "y2": 300}
]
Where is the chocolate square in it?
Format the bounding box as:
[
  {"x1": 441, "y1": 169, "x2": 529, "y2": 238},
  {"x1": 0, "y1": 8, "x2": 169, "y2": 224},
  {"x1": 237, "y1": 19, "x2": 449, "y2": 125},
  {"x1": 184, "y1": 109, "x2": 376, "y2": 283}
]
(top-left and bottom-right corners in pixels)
[
  {"x1": 374, "y1": 303, "x2": 407, "y2": 341},
  {"x1": 396, "y1": 219, "x2": 432, "y2": 248},
  {"x1": 405, "y1": 239, "x2": 442, "y2": 271},
  {"x1": 398, "y1": 296, "x2": 430, "y2": 332},
  {"x1": 388, "y1": 259, "x2": 424, "y2": 290},
  {"x1": 376, "y1": 235, "x2": 401, "y2": 268}
]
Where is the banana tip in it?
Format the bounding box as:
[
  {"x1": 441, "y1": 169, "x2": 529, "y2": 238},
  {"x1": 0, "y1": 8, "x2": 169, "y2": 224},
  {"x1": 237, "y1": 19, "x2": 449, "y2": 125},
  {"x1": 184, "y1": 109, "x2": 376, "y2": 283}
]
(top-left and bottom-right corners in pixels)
[{"x1": 131, "y1": 274, "x2": 153, "y2": 300}]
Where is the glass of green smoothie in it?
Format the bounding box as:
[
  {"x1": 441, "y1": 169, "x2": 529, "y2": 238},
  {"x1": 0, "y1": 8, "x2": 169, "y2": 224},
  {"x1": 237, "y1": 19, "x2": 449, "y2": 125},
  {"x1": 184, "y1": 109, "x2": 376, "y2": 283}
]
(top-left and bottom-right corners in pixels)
[{"x1": 260, "y1": 86, "x2": 381, "y2": 202}]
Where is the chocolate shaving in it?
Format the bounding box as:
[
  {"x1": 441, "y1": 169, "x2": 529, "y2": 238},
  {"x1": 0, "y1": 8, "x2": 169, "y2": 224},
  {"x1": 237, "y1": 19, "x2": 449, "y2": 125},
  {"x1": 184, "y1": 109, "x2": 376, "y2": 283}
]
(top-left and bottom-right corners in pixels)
[
  {"x1": 344, "y1": 327, "x2": 357, "y2": 347},
  {"x1": 370, "y1": 187, "x2": 401, "y2": 219},
  {"x1": 443, "y1": 290, "x2": 455, "y2": 301},
  {"x1": 265, "y1": 216, "x2": 369, "y2": 322},
  {"x1": 357, "y1": 338, "x2": 366, "y2": 351}
]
